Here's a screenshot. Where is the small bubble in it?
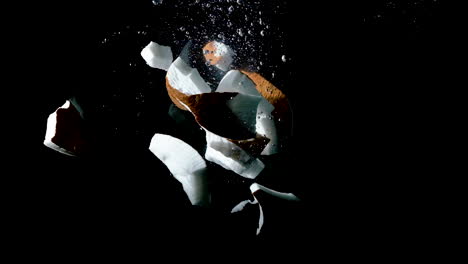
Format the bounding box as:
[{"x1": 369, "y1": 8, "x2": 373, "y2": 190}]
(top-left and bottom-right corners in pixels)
[
  {"x1": 205, "y1": 61, "x2": 211, "y2": 66},
  {"x1": 152, "y1": 0, "x2": 163, "y2": 5},
  {"x1": 281, "y1": 55, "x2": 287, "y2": 62},
  {"x1": 247, "y1": 29, "x2": 252, "y2": 35},
  {"x1": 179, "y1": 26, "x2": 185, "y2": 31},
  {"x1": 217, "y1": 33, "x2": 224, "y2": 39},
  {"x1": 260, "y1": 30, "x2": 265, "y2": 36},
  {"x1": 227, "y1": 21, "x2": 232, "y2": 27},
  {"x1": 228, "y1": 6, "x2": 234, "y2": 12},
  {"x1": 237, "y1": 0, "x2": 242, "y2": 4},
  {"x1": 237, "y1": 28, "x2": 243, "y2": 36},
  {"x1": 259, "y1": 61, "x2": 263, "y2": 66}
]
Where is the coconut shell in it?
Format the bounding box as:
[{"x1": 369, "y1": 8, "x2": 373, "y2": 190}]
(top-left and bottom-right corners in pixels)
[
  {"x1": 240, "y1": 70, "x2": 290, "y2": 121},
  {"x1": 166, "y1": 77, "x2": 191, "y2": 111},
  {"x1": 240, "y1": 70, "x2": 292, "y2": 145}
]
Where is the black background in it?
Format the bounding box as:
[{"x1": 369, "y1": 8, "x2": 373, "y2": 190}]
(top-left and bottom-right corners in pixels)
[{"x1": 10, "y1": 0, "x2": 445, "y2": 259}]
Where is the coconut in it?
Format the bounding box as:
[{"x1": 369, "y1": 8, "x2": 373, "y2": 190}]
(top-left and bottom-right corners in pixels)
[
  {"x1": 149, "y1": 133, "x2": 210, "y2": 206},
  {"x1": 140, "y1": 41, "x2": 173, "y2": 71},
  {"x1": 164, "y1": 48, "x2": 291, "y2": 178}
]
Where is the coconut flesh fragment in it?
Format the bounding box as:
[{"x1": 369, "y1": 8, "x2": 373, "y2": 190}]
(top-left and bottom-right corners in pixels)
[
  {"x1": 149, "y1": 133, "x2": 210, "y2": 206},
  {"x1": 216, "y1": 70, "x2": 260, "y2": 97},
  {"x1": 140, "y1": 41, "x2": 173, "y2": 71},
  {"x1": 204, "y1": 130, "x2": 265, "y2": 179},
  {"x1": 231, "y1": 183, "x2": 300, "y2": 235},
  {"x1": 44, "y1": 100, "x2": 87, "y2": 157},
  {"x1": 167, "y1": 57, "x2": 212, "y2": 96},
  {"x1": 202, "y1": 41, "x2": 234, "y2": 72}
]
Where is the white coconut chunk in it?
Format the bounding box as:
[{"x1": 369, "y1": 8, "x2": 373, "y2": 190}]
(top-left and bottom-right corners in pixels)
[
  {"x1": 167, "y1": 57, "x2": 211, "y2": 95},
  {"x1": 149, "y1": 133, "x2": 210, "y2": 206},
  {"x1": 204, "y1": 130, "x2": 264, "y2": 179},
  {"x1": 140, "y1": 41, "x2": 173, "y2": 71},
  {"x1": 256, "y1": 98, "x2": 279, "y2": 155},
  {"x1": 216, "y1": 70, "x2": 260, "y2": 97},
  {"x1": 227, "y1": 93, "x2": 262, "y2": 134},
  {"x1": 44, "y1": 101, "x2": 78, "y2": 157}
]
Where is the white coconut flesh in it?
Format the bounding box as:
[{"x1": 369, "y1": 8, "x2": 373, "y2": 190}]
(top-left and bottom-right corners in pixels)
[
  {"x1": 217, "y1": 70, "x2": 260, "y2": 97},
  {"x1": 231, "y1": 183, "x2": 300, "y2": 235},
  {"x1": 44, "y1": 100, "x2": 78, "y2": 157},
  {"x1": 140, "y1": 41, "x2": 174, "y2": 71},
  {"x1": 256, "y1": 98, "x2": 278, "y2": 155},
  {"x1": 149, "y1": 133, "x2": 210, "y2": 206},
  {"x1": 204, "y1": 130, "x2": 265, "y2": 179},
  {"x1": 167, "y1": 57, "x2": 212, "y2": 95}
]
